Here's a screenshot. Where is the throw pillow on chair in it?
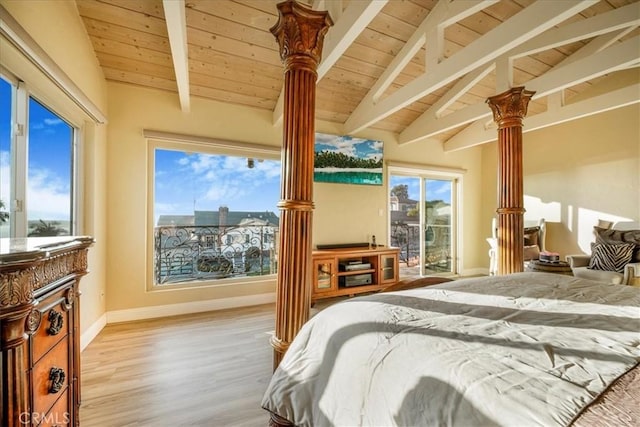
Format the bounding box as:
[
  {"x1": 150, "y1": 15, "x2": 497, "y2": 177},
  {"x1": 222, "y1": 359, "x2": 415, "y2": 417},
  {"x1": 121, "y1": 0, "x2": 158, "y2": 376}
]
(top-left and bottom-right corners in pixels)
[{"x1": 588, "y1": 242, "x2": 635, "y2": 273}]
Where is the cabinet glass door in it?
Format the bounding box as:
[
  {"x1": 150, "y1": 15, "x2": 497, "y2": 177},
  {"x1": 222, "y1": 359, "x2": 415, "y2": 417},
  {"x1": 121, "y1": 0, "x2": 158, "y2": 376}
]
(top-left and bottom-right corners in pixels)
[
  {"x1": 314, "y1": 259, "x2": 335, "y2": 292},
  {"x1": 382, "y1": 255, "x2": 395, "y2": 281},
  {"x1": 379, "y1": 253, "x2": 398, "y2": 284}
]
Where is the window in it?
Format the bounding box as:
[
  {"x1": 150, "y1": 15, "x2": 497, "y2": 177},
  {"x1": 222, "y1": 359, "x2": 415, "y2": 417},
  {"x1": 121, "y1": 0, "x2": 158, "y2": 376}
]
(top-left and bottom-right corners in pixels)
[
  {"x1": 389, "y1": 165, "x2": 462, "y2": 276},
  {"x1": 0, "y1": 78, "x2": 11, "y2": 236},
  {"x1": 0, "y1": 76, "x2": 76, "y2": 238},
  {"x1": 150, "y1": 138, "x2": 281, "y2": 286}
]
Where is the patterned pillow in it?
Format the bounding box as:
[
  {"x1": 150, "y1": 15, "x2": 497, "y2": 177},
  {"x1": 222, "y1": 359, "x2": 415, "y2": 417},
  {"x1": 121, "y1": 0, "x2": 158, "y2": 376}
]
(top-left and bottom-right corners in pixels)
[
  {"x1": 588, "y1": 242, "x2": 635, "y2": 273},
  {"x1": 594, "y1": 226, "x2": 640, "y2": 262}
]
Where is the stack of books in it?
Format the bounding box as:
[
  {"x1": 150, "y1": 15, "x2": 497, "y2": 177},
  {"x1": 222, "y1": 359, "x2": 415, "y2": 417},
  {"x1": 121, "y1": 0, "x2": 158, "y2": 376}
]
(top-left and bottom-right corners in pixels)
[{"x1": 539, "y1": 251, "x2": 560, "y2": 263}]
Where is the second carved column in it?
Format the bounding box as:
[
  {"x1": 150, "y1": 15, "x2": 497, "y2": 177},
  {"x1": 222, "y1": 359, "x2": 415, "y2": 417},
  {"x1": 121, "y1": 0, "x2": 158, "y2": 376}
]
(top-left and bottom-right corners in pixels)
[{"x1": 486, "y1": 87, "x2": 535, "y2": 275}]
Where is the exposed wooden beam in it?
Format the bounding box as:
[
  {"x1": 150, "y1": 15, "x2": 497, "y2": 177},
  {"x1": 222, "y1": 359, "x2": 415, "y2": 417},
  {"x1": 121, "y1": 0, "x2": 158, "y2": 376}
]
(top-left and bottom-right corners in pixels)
[
  {"x1": 272, "y1": 0, "x2": 387, "y2": 126},
  {"x1": 163, "y1": 0, "x2": 190, "y2": 112},
  {"x1": 400, "y1": 35, "x2": 639, "y2": 145},
  {"x1": 371, "y1": 0, "x2": 497, "y2": 103},
  {"x1": 444, "y1": 82, "x2": 640, "y2": 151},
  {"x1": 436, "y1": 63, "x2": 495, "y2": 118},
  {"x1": 344, "y1": 0, "x2": 597, "y2": 135},
  {"x1": 510, "y1": 3, "x2": 640, "y2": 59},
  {"x1": 528, "y1": 36, "x2": 639, "y2": 99},
  {"x1": 557, "y1": 26, "x2": 638, "y2": 67}
]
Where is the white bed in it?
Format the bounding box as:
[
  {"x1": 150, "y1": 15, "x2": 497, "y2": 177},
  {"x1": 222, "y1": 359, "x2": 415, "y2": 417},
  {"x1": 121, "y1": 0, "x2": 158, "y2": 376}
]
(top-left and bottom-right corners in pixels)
[{"x1": 262, "y1": 273, "x2": 640, "y2": 426}]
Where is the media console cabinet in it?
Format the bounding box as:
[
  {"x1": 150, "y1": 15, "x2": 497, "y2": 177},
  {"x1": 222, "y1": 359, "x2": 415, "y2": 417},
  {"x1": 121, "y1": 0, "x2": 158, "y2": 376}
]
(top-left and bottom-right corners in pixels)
[
  {"x1": 0, "y1": 236, "x2": 93, "y2": 427},
  {"x1": 311, "y1": 246, "x2": 399, "y2": 301}
]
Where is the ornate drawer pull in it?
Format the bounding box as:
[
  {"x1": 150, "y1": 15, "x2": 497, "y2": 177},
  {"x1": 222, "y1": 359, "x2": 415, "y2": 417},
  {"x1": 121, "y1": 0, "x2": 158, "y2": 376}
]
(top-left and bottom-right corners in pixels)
[
  {"x1": 49, "y1": 367, "x2": 65, "y2": 394},
  {"x1": 47, "y1": 309, "x2": 64, "y2": 335}
]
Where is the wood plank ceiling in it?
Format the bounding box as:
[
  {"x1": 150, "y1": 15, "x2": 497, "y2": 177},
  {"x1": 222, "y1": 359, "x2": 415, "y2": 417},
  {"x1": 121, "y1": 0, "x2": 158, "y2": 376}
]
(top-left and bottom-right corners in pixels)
[{"x1": 76, "y1": 0, "x2": 640, "y2": 149}]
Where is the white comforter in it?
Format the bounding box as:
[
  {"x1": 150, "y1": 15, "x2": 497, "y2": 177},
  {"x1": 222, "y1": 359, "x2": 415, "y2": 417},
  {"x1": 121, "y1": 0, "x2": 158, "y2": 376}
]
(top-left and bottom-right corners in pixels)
[{"x1": 262, "y1": 273, "x2": 640, "y2": 427}]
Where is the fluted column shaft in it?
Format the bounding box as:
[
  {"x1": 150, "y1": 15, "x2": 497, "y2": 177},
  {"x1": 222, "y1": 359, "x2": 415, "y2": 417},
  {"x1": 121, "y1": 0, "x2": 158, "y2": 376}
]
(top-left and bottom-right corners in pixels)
[
  {"x1": 270, "y1": 1, "x2": 332, "y2": 370},
  {"x1": 486, "y1": 87, "x2": 535, "y2": 275}
]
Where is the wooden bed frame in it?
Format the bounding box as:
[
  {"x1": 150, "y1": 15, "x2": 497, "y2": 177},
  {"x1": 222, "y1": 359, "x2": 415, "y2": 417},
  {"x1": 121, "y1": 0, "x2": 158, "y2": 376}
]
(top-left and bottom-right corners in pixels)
[{"x1": 267, "y1": 1, "x2": 536, "y2": 424}]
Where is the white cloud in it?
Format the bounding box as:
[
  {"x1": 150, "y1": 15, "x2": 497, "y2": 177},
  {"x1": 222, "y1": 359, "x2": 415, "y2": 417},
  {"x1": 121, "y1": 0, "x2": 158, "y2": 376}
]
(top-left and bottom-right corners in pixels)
[
  {"x1": 158, "y1": 152, "x2": 281, "y2": 211},
  {"x1": 44, "y1": 118, "x2": 63, "y2": 126},
  {"x1": 0, "y1": 150, "x2": 9, "y2": 204},
  {"x1": 27, "y1": 167, "x2": 71, "y2": 220}
]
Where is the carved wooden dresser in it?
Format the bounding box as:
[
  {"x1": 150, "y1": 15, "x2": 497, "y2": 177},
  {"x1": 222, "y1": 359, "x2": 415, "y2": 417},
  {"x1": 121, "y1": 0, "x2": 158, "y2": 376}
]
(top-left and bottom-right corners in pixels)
[{"x1": 0, "y1": 236, "x2": 93, "y2": 427}]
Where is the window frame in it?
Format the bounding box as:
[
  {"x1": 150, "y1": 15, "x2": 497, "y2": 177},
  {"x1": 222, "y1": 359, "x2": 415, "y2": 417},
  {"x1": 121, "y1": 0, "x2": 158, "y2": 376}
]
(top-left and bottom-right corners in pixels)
[
  {"x1": 1, "y1": 71, "x2": 80, "y2": 238},
  {"x1": 387, "y1": 162, "x2": 464, "y2": 276},
  {"x1": 145, "y1": 132, "x2": 282, "y2": 291}
]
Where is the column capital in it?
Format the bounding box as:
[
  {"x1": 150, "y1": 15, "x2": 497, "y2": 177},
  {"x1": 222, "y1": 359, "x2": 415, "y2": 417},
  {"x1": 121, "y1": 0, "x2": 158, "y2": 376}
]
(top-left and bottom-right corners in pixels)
[
  {"x1": 270, "y1": 0, "x2": 333, "y2": 71},
  {"x1": 486, "y1": 86, "x2": 536, "y2": 129}
]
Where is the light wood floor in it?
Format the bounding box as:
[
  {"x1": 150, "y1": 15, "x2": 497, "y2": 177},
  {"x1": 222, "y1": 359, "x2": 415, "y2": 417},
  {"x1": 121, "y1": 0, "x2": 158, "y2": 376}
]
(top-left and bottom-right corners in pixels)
[{"x1": 80, "y1": 304, "x2": 280, "y2": 427}]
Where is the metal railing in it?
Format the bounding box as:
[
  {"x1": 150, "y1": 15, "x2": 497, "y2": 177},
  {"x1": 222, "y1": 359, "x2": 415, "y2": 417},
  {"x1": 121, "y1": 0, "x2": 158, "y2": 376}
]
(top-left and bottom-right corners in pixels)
[
  {"x1": 154, "y1": 225, "x2": 278, "y2": 285},
  {"x1": 390, "y1": 222, "x2": 452, "y2": 273}
]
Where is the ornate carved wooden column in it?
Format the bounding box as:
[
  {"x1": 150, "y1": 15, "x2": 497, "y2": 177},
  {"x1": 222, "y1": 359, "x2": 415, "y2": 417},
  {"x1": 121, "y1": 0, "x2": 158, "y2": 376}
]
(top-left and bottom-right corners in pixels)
[
  {"x1": 270, "y1": 1, "x2": 332, "y2": 370},
  {"x1": 486, "y1": 86, "x2": 535, "y2": 275}
]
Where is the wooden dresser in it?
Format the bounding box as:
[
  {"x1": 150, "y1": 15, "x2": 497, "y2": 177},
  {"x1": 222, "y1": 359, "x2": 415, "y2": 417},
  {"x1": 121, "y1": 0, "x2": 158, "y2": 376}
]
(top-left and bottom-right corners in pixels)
[{"x1": 0, "y1": 236, "x2": 93, "y2": 427}]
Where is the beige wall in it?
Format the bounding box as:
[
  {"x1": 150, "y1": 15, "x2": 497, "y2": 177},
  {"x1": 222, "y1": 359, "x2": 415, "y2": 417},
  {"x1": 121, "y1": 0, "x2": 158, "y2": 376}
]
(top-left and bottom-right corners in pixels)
[
  {"x1": 106, "y1": 81, "x2": 486, "y2": 312},
  {"x1": 0, "y1": 0, "x2": 109, "y2": 336},
  {"x1": 481, "y1": 103, "x2": 640, "y2": 260}
]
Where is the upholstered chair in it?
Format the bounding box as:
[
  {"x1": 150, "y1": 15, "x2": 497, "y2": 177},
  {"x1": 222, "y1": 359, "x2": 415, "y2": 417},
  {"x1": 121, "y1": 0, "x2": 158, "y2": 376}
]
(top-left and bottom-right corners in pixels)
[
  {"x1": 566, "y1": 221, "x2": 640, "y2": 286},
  {"x1": 487, "y1": 218, "x2": 546, "y2": 275}
]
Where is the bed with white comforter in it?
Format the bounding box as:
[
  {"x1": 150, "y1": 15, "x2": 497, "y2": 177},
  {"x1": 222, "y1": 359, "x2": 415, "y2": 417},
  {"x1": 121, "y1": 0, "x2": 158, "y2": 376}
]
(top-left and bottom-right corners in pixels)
[{"x1": 262, "y1": 272, "x2": 640, "y2": 426}]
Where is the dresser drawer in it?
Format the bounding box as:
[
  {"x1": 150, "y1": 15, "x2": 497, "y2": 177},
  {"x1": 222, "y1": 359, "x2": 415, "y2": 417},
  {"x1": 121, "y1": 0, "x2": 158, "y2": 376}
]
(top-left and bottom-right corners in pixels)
[
  {"x1": 32, "y1": 285, "x2": 73, "y2": 363},
  {"x1": 33, "y1": 335, "x2": 70, "y2": 417},
  {"x1": 37, "y1": 392, "x2": 70, "y2": 427}
]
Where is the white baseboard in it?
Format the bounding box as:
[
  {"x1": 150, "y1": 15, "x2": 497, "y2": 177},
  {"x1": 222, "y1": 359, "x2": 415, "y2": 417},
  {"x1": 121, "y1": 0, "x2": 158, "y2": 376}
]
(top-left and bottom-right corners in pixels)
[
  {"x1": 106, "y1": 292, "x2": 277, "y2": 324},
  {"x1": 81, "y1": 313, "x2": 106, "y2": 351}
]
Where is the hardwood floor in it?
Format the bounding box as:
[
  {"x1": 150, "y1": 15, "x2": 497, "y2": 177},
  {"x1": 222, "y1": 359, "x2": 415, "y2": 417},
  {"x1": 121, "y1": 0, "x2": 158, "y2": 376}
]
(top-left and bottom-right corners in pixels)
[{"x1": 80, "y1": 304, "x2": 278, "y2": 426}]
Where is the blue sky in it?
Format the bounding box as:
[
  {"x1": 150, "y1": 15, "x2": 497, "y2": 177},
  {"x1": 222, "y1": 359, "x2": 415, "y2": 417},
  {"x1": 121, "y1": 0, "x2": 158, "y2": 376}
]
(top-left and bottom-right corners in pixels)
[
  {"x1": 154, "y1": 149, "x2": 281, "y2": 223},
  {"x1": 390, "y1": 175, "x2": 452, "y2": 204},
  {"x1": 1, "y1": 78, "x2": 72, "y2": 222},
  {"x1": 314, "y1": 132, "x2": 383, "y2": 162}
]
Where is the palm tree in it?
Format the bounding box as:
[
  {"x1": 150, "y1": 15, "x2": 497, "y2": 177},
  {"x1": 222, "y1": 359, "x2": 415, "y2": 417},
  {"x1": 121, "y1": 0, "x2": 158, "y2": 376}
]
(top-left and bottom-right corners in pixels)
[
  {"x1": 28, "y1": 219, "x2": 68, "y2": 237},
  {"x1": 0, "y1": 199, "x2": 9, "y2": 223}
]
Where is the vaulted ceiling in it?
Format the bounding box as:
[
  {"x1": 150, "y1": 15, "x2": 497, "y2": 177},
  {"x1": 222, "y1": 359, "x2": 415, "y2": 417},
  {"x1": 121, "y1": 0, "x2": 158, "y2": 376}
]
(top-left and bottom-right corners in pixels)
[{"x1": 76, "y1": 0, "x2": 640, "y2": 150}]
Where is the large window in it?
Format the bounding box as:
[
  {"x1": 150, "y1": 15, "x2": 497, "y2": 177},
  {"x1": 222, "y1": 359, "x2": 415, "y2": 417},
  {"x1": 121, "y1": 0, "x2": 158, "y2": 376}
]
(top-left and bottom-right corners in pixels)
[
  {"x1": 150, "y1": 140, "x2": 281, "y2": 286},
  {"x1": 0, "y1": 76, "x2": 76, "y2": 238},
  {"x1": 389, "y1": 166, "x2": 461, "y2": 276}
]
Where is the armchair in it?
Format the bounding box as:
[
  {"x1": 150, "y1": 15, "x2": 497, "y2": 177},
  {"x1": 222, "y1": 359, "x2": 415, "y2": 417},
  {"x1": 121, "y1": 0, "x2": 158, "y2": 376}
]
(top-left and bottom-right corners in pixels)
[
  {"x1": 487, "y1": 218, "x2": 546, "y2": 275},
  {"x1": 566, "y1": 221, "x2": 640, "y2": 286}
]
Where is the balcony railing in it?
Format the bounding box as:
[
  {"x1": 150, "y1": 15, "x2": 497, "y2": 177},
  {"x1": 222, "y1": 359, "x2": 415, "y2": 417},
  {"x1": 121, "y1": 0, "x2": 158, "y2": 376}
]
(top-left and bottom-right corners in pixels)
[
  {"x1": 154, "y1": 225, "x2": 278, "y2": 285},
  {"x1": 390, "y1": 222, "x2": 452, "y2": 273}
]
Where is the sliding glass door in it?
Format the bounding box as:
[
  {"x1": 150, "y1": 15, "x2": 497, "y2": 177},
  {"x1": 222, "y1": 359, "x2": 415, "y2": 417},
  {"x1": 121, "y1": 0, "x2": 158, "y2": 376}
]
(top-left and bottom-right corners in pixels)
[{"x1": 389, "y1": 172, "x2": 458, "y2": 276}]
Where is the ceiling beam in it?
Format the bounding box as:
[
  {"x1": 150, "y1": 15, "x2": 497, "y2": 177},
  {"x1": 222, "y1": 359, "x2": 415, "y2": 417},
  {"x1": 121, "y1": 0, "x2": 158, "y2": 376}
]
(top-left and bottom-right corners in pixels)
[
  {"x1": 443, "y1": 82, "x2": 640, "y2": 151},
  {"x1": 527, "y1": 36, "x2": 639, "y2": 99},
  {"x1": 509, "y1": 3, "x2": 640, "y2": 59},
  {"x1": 371, "y1": 0, "x2": 497, "y2": 103},
  {"x1": 163, "y1": 0, "x2": 190, "y2": 113},
  {"x1": 272, "y1": 0, "x2": 387, "y2": 126},
  {"x1": 399, "y1": 35, "x2": 640, "y2": 145},
  {"x1": 343, "y1": 0, "x2": 598, "y2": 135}
]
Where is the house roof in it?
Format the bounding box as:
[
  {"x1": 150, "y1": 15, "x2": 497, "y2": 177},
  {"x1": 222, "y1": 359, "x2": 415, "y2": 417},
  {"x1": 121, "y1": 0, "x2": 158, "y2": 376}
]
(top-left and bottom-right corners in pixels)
[
  {"x1": 76, "y1": 0, "x2": 639, "y2": 149},
  {"x1": 194, "y1": 210, "x2": 279, "y2": 227},
  {"x1": 157, "y1": 215, "x2": 194, "y2": 226}
]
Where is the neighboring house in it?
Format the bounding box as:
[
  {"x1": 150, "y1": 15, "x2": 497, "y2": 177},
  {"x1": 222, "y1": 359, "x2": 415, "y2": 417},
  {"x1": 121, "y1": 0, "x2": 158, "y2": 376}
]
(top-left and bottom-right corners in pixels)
[{"x1": 155, "y1": 207, "x2": 279, "y2": 284}]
